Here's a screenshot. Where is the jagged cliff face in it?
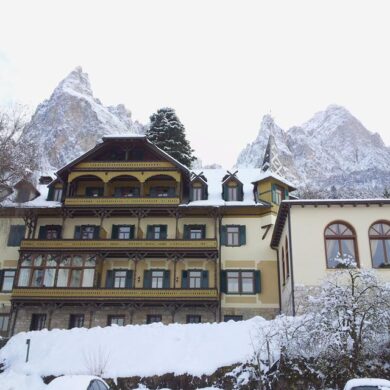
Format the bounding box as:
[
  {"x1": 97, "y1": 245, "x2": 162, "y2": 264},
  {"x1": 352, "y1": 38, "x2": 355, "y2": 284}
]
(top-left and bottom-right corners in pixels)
[
  {"x1": 21, "y1": 67, "x2": 144, "y2": 172},
  {"x1": 236, "y1": 105, "x2": 390, "y2": 197}
]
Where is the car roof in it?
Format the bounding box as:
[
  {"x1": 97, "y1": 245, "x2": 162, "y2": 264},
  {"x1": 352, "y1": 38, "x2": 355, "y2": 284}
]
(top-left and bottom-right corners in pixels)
[
  {"x1": 47, "y1": 375, "x2": 108, "y2": 390},
  {"x1": 344, "y1": 378, "x2": 390, "y2": 390}
]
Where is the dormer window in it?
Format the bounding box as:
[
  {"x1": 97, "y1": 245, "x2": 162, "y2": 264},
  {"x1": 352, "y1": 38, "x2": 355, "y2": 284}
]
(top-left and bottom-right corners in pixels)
[
  {"x1": 222, "y1": 173, "x2": 243, "y2": 202},
  {"x1": 53, "y1": 188, "x2": 62, "y2": 201},
  {"x1": 228, "y1": 185, "x2": 238, "y2": 201},
  {"x1": 272, "y1": 184, "x2": 287, "y2": 205},
  {"x1": 190, "y1": 173, "x2": 208, "y2": 202},
  {"x1": 192, "y1": 187, "x2": 203, "y2": 201}
]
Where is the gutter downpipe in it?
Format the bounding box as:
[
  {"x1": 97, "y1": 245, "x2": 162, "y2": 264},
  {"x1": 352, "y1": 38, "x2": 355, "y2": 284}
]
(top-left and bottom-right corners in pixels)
[
  {"x1": 218, "y1": 210, "x2": 223, "y2": 322},
  {"x1": 287, "y1": 204, "x2": 296, "y2": 316},
  {"x1": 274, "y1": 246, "x2": 282, "y2": 315}
]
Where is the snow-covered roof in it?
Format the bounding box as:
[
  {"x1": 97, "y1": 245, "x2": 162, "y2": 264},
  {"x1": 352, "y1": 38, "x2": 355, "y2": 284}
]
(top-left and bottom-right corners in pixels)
[
  {"x1": 184, "y1": 168, "x2": 278, "y2": 207},
  {"x1": 251, "y1": 171, "x2": 296, "y2": 190},
  {"x1": 102, "y1": 134, "x2": 146, "y2": 139},
  {"x1": 343, "y1": 378, "x2": 390, "y2": 390},
  {"x1": 47, "y1": 375, "x2": 110, "y2": 390},
  {"x1": 0, "y1": 183, "x2": 61, "y2": 209}
]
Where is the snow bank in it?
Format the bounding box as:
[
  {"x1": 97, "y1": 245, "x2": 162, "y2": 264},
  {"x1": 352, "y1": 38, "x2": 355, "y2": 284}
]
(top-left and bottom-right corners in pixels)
[{"x1": 0, "y1": 317, "x2": 266, "y2": 379}]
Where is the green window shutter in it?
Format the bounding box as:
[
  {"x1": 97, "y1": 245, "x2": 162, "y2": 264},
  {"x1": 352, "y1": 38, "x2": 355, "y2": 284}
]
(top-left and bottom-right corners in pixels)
[
  {"x1": 55, "y1": 225, "x2": 62, "y2": 238},
  {"x1": 146, "y1": 225, "x2": 153, "y2": 239},
  {"x1": 130, "y1": 225, "x2": 135, "y2": 239},
  {"x1": 189, "y1": 186, "x2": 194, "y2": 201},
  {"x1": 105, "y1": 271, "x2": 114, "y2": 288},
  {"x1": 183, "y1": 225, "x2": 190, "y2": 239},
  {"x1": 0, "y1": 270, "x2": 4, "y2": 291},
  {"x1": 220, "y1": 270, "x2": 227, "y2": 293},
  {"x1": 201, "y1": 225, "x2": 206, "y2": 239},
  {"x1": 74, "y1": 226, "x2": 81, "y2": 239},
  {"x1": 160, "y1": 225, "x2": 168, "y2": 240},
  {"x1": 163, "y1": 270, "x2": 170, "y2": 288},
  {"x1": 271, "y1": 184, "x2": 276, "y2": 203},
  {"x1": 222, "y1": 183, "x2": 228, "y2": 201},
  {"x1": 201, "y1": 271, "x2": 209, "y2": 288},
  {"x1": 182, "y1": 270, "x2": 188, "y2": 288},
  {"x1": 143, "y1": 270, "x2": 151, "y2": 288},
  {"x1": 254, "y1": 270, "x2": 261, "y2": 293},
  {"x1": 125, "y1": 270, "x2": 133, "y2": 288},
  {"x1": 38, "y1": 226, "x2": 47, "y2": 239},
  {"x1": 220, "y1": 226, "x2": 227, "y2": 245},
  {"x1": 47, "y1": 187, "x2": 54, "y2": 201},
  {"x1": 239, "y1": 225, "x2": 246, "y2": 246},
  {"x1": 284, "y1": 188, "x2": 289, "y2": 200},
  {"x1": 93, "y1": 226, "x2": 100, "y2": 239},
  {"x1": 202, "y1": 185, "x2": 207, "y2": 200},
  {"x1": 111, "y1": 225, "x2": 119, "y2": 239},
  {"x1": 8, "y1": 225, "x2": 26, "y2": 246},
  {"x1": 237, "y1": 182, "x2": 244, "y2": 201}
]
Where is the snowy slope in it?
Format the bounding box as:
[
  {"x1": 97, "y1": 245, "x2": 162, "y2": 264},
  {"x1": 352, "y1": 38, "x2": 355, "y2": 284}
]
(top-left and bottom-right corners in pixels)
[
  {"x1": 20, "y1": 67, "x2": 145, "y2": 172},
  {"x1": 236, "y1": 105, "x2": 390, "y2": 197},
  {"x1": 0, "y1": 318, "x2": 266, "y2": 379}
]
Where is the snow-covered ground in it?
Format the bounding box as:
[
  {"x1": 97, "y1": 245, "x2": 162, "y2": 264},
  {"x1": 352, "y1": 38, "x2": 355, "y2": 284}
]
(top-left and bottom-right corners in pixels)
[{"x1": 0, "y1": 317, "x2": 267, "y2": 390}]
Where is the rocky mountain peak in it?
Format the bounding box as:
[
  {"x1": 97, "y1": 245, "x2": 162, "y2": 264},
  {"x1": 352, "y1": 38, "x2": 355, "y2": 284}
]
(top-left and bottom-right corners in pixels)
[
  {"x1": 237, "y1": 105, "x2": 390, "y2": 197},
  {"x1": 21, "y1": 67, "x2": 145, "y2": 172},
  {"x1": 53, "y1": 66, "x2": 93, "y2": 98}
]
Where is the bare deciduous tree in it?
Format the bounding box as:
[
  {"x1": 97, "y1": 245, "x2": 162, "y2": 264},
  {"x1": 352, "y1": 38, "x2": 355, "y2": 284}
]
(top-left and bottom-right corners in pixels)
[{"x1": 0, "y1": 104, "x2": 38, "y2": 186}]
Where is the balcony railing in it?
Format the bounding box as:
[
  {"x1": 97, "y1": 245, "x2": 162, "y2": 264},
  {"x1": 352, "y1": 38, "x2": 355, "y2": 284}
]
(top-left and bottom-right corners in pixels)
[
  {"x1": 75, "y1": 161, "x2": 175, "y2": 170},
  {"x1": 64, "y1": 196, "x2": 180, "y2": 206},
  {"x1": 12, "y1": 288, "x2": 218, "y2": 301},
  {"x1": 20, "y1": 239, "x2": 218, "y2": 251}
]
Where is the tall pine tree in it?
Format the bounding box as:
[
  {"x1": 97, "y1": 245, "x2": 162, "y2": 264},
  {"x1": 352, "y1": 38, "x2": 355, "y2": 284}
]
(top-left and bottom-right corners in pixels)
[{"x1": 146, "y1": 107, "x2": 196, "y2": 167}]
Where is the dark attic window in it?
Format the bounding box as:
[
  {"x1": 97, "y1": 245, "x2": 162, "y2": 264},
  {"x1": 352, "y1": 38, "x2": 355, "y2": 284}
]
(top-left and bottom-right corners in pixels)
[{"x1": 39, "y1": 176, "x2": 52, "y2": 185}]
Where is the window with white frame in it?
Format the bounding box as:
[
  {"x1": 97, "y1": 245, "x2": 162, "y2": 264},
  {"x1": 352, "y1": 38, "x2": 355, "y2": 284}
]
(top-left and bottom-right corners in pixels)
[
  {"x1": 227, "y1": 186, "x2": 238, "y2": 201},
  {"x1": 227, "y1": 226, "x2": 239, "y2": 246},
  {"x1": 113, "y1": 270, "x2": 127, "y2": 288},
  {"x1": 1, "y1": 270, "x2": 15, "y2": 292},
  {"x1": 226, "y1": 271, "x2": 255, "y2": 294},
  {"x1": 189, "y1": 271, "x2": 202, "y2": 288},
  {"x1": 151, "y1": 270, "x2": 164, "y2": 288},
  {"x1": 0, "y1": 314, "x2": 9, "y2": 332},
  {"x1": 53, "y1": 188, "x2": 62, "y2": 201},
  {"x1": 192, "y1": 187, "x2": 203, "y2": 201}
]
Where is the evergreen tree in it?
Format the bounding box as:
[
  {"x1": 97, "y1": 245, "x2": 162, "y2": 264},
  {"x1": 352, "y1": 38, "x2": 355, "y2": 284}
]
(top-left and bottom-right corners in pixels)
[
  {"x1": 383, "y1": 187, "x2": 390, "y2": 198},
  {"x1": 146, "y1": 107, "x2": 196, "y2": 167}
]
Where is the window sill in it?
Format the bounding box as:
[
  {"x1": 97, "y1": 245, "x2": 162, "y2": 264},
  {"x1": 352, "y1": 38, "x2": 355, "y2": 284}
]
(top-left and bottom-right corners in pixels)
[{"x1": 224, "y1": 292, "x2": 257, "y2": 295}]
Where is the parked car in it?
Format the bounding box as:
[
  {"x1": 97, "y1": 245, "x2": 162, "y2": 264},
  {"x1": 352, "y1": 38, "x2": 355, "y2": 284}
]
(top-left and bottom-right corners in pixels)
[
  {"x1": 344, "y1": 378, "x2": 390, "y2": 390},
  {"x1": 46, "y1": 375, "x2": 111, "y2": 390}
]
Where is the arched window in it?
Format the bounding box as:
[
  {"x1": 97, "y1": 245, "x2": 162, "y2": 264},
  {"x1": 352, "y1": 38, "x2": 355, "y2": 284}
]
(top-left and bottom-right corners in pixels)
[
  {"x1": 369, "y1": 221, "x2": 390, "y2": 268},
  {"x1": 281, "y1": 247, "x2": 286, "y2": 285},
  {"x1": 324, "y1": 222, "x2": 358, "y2": 268}
]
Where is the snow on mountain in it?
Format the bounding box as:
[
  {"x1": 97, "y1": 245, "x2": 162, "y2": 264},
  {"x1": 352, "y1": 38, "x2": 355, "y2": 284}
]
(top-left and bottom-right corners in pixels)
[
  {"x1": 236, "y1": 105, "x2": 390, "y2": 197},
  {"x1": 21, "y1": 67, "x2": 145, "y2": 172}
]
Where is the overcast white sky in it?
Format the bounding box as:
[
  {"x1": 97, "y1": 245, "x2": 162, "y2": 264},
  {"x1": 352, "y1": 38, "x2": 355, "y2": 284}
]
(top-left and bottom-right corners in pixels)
[{"x1": 1, "y1": 0, "x2": 390, "y2": 167}]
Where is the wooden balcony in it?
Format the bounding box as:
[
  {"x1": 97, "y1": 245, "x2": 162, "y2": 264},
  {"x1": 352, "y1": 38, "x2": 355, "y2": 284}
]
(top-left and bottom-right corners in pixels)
[
  {"x1": 12, "y1": 288, "x2": 218, "y2": 302},
  {"x1": 64, "y1": 196, "x2": 180, "y2": 207},
  {"x1": 20, "y1": 238, "x2": 218, "y2": 251},
  {"x1": 75, "y1": 161, "x2": 174, "y2": 170}
]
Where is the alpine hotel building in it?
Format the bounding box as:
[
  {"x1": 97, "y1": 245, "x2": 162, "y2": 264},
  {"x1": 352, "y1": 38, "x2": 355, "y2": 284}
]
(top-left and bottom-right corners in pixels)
[{"x1": 0, "y1": 135, "x2": 389, "y2": 336}]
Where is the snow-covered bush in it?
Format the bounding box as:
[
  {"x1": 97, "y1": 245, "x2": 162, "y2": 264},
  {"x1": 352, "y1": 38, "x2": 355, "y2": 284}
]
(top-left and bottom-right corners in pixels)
[{"x1": 251, "y1": 268, "x2": 390, "y2": 389}]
